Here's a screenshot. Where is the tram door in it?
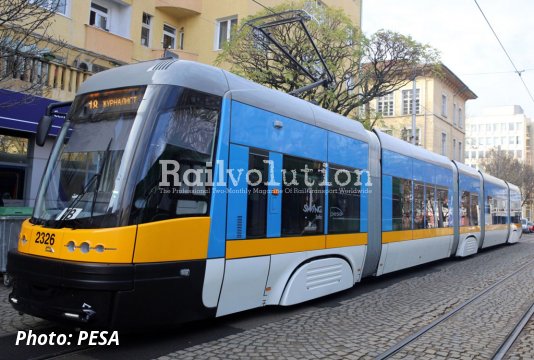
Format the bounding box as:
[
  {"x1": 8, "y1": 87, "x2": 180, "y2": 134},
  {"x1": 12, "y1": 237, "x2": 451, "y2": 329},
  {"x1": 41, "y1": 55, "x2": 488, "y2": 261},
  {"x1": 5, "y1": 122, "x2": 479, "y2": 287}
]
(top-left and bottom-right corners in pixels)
[{"x1": 216, "y1": 143, "x2": 283, "y2": 316}]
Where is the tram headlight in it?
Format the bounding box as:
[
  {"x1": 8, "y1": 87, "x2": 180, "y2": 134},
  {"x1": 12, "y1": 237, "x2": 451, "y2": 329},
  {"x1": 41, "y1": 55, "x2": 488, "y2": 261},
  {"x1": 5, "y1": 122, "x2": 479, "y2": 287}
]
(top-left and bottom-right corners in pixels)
[
  {"x1": 80, "y1": 242, "x2": 90, "y2": 254},
  {"x1": 66, "y1": 241, "x2": 76, "y2": 252}
]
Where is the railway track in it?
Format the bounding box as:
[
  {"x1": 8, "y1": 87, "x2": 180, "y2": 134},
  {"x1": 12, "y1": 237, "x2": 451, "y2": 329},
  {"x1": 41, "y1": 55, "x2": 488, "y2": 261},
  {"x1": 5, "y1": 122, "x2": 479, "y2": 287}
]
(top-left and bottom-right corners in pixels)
[
  {"x1": 374, "y1": 258, "x2": 534, "y2": 360},
  {"x1": 491, "y1": 302, "x2": 534, "y2": 360}
]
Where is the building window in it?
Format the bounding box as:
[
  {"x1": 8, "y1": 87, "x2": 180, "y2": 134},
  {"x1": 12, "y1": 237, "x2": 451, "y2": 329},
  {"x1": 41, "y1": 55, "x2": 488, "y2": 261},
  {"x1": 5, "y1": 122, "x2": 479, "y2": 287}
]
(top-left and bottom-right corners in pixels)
[
  {"x1": 509, "y1": 123, "x2": 515, "y2": 131},
  {"x1": 216, "y1": 17, "x2": 238, "y2": 50},
  {"x1": 163, "y1": 24, "x2": 176, "y2": 49},
  {"x1": 458, "y1": 141, "x2": 462, "y2": 160},
  {"x1": 441, "y1": 132, "x2": 447, "y2": 156},
  {"x1": 458, "y1": 107, "x2": 463, "y2": 128},
  {"x1": 453, "y1": 103, "x2": 457, "y2": 126},
  {"x1": 141, "y1": 13, "x2": 152, "y2": 47},
  {"x1": 441, "y1": 94, "x2": 447, "y2": 117},
  {"x1": 377, "y1": 93, "x2": 394, "y2": 116},
  {"x1": 89, "y1": 2, "x2": 109, "y2": 31},
  {"x1": 401, "y1": 128, "x2": 421, "y2": 145},
  {"x1": 179, "y1": 28, "x2": 185, "y2": 50},
  {"x1": 402, "y1": 89, "x2": 420, "y2": 115},
  {"x1": 453, "y1": 139, "x2": 456, "y2": 160},
  {"x1": 32, "y1": 0, "x2": 68, "y2": 15}
]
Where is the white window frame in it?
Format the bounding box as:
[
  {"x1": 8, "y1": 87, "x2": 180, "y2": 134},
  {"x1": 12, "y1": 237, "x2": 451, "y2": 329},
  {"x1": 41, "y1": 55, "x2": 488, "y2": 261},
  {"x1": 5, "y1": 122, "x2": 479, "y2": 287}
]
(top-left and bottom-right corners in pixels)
[
  {"x1": 377, "y1": 93, "x2": 394, "y2": 116},
  {"x1": 402, "y1": 89, "x2": 420, "y2": 115},
  {"x1": 441, "y1": 132, "x2": 447, "y2": 156},
  {"x1": 401, "y1": 127, "x2": 421, "y2": 145},
  {"x1": 453, "y1": 139, "x2": 456, "y2": 160},
  {"x1": 141, "y1": 12, "x2": 152, "y2": 47},
  {"x1": 458, "y1": 141, "x2": 462, "y2": 160},
  {"x1": 179, "y1": 28, "x2": 185, "y2": 50},
  {"x1": 458, "y1": 107, "x2": 463, "y2": 128},
  {"x1": 32, "y1": 0, "x2": 69, "y2": 15},
  {"x1": 215, "y1": 16, "x2": 238, "y2": 50},
  {"x1": 163, "y1": 24, "x2": 177, "y2": 49},
  {"x1": 90, "y1": 2, "x2": 110, "y2": 31},
  {"x1": 453, "y1": 103, "x2": 457, "y2": 126},
  {"x1": 441, "y1": 94, "x2": 448, "y2": 117}
]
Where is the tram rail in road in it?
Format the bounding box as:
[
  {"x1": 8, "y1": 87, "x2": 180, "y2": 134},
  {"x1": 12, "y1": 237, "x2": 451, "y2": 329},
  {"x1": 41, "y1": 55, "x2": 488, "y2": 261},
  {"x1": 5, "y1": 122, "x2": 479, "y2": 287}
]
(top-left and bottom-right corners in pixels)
[{"x1": 373, "y1": 257, "x2": 534, "y2": 360}]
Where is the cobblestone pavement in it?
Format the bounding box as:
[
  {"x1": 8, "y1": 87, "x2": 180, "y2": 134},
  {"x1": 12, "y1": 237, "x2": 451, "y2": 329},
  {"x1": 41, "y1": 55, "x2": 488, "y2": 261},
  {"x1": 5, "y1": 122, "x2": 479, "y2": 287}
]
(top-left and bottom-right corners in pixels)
[
  {"x1": 0, "y1": 285, "x2": 49, "y2": 337},
  {"x1": 159, "y1": 238, "x2": 534, "y2": 360},
  {"x1": 506, "y1": 316, "x2": 534, "y2": 360},
  {"x1": 389, "y1": 264, "x2": 534, "y2": 359}
]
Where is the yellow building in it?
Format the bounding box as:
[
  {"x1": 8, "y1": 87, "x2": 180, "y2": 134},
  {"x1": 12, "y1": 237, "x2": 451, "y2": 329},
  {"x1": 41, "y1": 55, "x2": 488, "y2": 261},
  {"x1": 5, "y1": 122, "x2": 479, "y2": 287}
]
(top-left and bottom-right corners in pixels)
[
  {"x1": 374, "y1": 65, "x2": 477, "y2": 162},
  {"x1": 15, "y1": 0, "x2": 362, "y2": 101},
  {"x1": 0, "y1": 0, "x2": 361, "y2": 206}
]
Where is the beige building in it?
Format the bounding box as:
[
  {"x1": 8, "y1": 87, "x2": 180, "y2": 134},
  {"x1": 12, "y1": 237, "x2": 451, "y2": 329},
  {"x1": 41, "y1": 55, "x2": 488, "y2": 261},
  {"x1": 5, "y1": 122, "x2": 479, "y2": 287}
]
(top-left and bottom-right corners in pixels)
[
  {"x1": 465, "y1": 105, "x2": 533, "y2": 168},
  {"x1": 374, "y1": 65, "x2": 477, "y2": 162}
]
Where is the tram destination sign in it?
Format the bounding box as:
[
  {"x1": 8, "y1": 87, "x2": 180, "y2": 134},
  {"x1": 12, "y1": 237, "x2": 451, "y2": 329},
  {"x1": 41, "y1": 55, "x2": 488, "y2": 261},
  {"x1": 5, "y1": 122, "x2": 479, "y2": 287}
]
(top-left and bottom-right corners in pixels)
[{"x1": 82, "y1": 87, "x2": 145, "y2": 115}]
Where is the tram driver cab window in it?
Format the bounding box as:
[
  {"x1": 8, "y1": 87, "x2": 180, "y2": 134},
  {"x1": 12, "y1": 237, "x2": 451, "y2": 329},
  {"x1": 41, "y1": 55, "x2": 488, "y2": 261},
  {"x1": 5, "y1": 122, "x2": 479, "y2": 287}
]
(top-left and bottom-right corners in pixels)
[{"x1": 130, "y1": 87, "x2": 221, "y2": 224}]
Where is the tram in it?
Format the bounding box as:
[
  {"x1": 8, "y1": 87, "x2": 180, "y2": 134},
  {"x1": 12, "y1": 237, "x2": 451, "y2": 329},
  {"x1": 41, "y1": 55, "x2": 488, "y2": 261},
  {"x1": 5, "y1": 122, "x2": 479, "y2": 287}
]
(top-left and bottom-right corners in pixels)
[{"x1": 7, "y1": 59, "x2": 522, "y2": 329}]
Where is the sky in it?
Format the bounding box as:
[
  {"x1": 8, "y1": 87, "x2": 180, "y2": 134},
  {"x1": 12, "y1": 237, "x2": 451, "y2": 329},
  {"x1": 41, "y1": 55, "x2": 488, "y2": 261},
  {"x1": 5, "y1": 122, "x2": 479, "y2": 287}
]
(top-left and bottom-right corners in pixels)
[{"x1": 362, "y1": 0, "x2": 534, "y2": 119}]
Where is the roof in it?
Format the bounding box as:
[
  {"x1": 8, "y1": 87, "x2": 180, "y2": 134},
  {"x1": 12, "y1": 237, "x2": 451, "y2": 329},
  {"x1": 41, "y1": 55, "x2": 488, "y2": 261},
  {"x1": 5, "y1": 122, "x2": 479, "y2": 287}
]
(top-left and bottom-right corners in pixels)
[{"x1": 77, "y1": 59, "x2": 370, "y2": 143}]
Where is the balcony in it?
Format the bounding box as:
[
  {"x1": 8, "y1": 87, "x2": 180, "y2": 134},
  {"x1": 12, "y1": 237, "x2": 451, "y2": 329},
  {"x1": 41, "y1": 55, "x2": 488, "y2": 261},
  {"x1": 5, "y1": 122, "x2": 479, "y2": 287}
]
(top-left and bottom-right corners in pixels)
[
  {"x1": 155, "y1": 0, "x2": 202, "y2": 18},
  {"x1": 0, "y1": 55, "x2": 92, "y2": 101},
  {"x1": 151, "y1": 48, "x2": 198, "y2": 62},
  {"x1": 84, "y1": 25, "x2": 133, "y2": 63}
]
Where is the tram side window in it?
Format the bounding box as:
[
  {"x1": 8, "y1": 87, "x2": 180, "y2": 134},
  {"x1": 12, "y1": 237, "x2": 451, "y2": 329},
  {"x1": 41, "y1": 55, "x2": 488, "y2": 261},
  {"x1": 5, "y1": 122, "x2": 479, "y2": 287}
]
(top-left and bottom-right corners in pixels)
[
  {"x1": 281, "y1": 156, "x2": 324, "y2": 236},
  {"x1": 246, "y1": 150, "x2": 269, "y2": 238},
  {"x1": 130, "y1": 88, "x2": 221, "y2": 224},
  {"x1": 425, "y1": 185, "x2": 437, "y2": 228},
  {"x1": 413, "y1": 182, "x2": 425, "y2": 229},
  {"x1": 391, "y1": 177, "x2": 412, "y2": 231},
  {"x1": 470, "y1": 193, "x2": 479, "y2": 226},
  {"x1": 460, "y1": 191, "x2": 471, "y2": 226},
  {"x1": 328, "y1": 165, "x2": 360, "y2": 234},
  {"x1": 436, "y1": 188, "x2": 450, "y2": 228},
  {"x1": 486, "y1": 195, "x2": 493, "y2": 225}
]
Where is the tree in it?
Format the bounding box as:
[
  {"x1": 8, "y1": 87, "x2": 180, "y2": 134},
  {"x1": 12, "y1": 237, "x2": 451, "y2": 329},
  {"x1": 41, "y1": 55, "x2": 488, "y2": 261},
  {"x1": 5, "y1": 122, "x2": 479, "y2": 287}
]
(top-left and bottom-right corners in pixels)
[
  {"x1": 0, "y1": 0, "x2": 65, "y2": 105},
  {"x1": 480, "y1": 148, "x2": 534, "y2": 208},
  {"x1": 216, "y1": 1, "x2": 440, "y2": 126}
]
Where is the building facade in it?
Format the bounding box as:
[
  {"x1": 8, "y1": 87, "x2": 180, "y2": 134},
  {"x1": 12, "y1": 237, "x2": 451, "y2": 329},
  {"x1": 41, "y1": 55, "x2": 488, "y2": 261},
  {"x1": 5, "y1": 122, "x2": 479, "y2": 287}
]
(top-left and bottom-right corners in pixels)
[
  {"x1": 464, "y1": 105, "x2": 532, "y2": 169},
  {"x1": 0, "y1": 0, "x2": 362, "y2": 206},
  {"x1": 464, "y1": 106, "x2": 533, "y2": 219},
  {"x1": 374, "y1": 65, "x2": 476, "y2": 162}
]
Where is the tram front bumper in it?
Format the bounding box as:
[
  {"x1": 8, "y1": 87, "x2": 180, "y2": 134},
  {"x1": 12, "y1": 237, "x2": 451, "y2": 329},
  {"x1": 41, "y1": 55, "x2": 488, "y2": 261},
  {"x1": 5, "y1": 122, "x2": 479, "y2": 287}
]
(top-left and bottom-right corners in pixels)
[{"x1": 7, "y1": 250, "x2": 214, "y2": 330}]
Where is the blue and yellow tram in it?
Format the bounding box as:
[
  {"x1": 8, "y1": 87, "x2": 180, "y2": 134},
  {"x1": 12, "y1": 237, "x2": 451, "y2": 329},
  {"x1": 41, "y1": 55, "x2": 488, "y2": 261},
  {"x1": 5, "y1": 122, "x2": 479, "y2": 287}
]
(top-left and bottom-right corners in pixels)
[{"x1": 7, "y1": 59, "x2": 522, "y2": 329}]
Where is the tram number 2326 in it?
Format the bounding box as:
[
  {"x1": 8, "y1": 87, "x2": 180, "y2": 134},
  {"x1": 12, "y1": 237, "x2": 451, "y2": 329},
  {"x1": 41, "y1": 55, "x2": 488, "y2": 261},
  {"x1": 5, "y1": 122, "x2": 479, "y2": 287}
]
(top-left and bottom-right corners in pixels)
[{"x1": 34, "y1": 232, "x2": 56, "y2": 246}]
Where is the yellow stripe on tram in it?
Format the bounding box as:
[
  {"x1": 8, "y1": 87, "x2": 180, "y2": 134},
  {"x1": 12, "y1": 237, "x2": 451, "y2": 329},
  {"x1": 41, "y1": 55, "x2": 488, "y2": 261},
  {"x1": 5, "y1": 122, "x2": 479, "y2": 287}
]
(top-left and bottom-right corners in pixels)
[{"x1": 382, "y1": 228, "x2": 454, "y2": 243}]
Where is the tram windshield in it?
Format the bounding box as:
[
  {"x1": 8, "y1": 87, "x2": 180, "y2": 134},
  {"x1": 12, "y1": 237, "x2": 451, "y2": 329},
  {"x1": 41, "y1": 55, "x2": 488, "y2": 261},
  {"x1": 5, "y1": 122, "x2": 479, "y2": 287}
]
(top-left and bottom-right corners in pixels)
[
  {"x1": 32, "y1": 85, "x2": 221, "y2": 229},
  {"x1": 32, "y1": 87, "x2": 146, "y2": 228}
]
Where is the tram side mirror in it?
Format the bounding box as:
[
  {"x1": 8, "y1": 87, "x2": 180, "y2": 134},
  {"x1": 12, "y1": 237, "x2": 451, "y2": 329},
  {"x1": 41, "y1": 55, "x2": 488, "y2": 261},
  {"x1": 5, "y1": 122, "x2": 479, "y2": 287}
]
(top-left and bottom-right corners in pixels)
[{"x1": 36, "y1": 115, "x2": 53, "y2": 147}]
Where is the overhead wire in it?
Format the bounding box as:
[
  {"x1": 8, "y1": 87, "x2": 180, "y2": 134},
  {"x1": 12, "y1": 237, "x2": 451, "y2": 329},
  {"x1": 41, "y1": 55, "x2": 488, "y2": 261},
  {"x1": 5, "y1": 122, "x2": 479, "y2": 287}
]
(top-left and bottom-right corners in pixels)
[{"x1": 473, "y1": 0, "x2": 534, "y2": 104}]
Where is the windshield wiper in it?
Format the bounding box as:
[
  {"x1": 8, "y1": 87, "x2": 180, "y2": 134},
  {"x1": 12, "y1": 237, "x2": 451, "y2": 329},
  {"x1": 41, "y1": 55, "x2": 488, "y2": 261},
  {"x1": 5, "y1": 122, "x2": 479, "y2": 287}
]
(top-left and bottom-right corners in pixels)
[
  {"x1": 90, "y1": 138, "x2": 113, "y2": 217},
  {"x1": 56, "y1": 138, "x2": 113, "y2": 227}
]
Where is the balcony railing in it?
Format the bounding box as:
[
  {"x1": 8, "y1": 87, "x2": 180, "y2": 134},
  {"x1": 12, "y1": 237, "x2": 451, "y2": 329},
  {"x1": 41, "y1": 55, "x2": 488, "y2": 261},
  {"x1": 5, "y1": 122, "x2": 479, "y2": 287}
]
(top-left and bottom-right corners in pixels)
[
  {"x1": 0, "y1": 54, "x2": 91, "y2": 101},
  {"x1": 155, "y1": 0, "x2": 202, "y2": 18}
]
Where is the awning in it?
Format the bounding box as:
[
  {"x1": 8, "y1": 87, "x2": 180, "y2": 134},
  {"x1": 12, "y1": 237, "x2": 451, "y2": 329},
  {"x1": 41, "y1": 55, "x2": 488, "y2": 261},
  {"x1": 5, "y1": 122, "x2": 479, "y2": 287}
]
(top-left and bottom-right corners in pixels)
[{"x1": 0, "y1": 90, "x2": 67, "y2": 136}]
